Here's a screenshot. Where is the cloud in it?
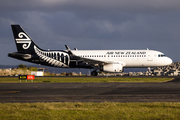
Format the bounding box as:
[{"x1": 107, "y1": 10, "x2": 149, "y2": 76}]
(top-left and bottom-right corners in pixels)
[
  {"x1": 1, "y1": 0, "x2": 180, "y2": 13},
  {"x1": 0, "y1": 0, "x2": 180, "y2": 65}
]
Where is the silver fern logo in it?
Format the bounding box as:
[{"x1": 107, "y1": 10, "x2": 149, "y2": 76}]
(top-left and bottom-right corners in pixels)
[
  {"x1": 34, "y1": 46, "x2": 69, "y2": 68},
  {"x1": 15, "y1": 32, "x2": 31, "y2": 49}
]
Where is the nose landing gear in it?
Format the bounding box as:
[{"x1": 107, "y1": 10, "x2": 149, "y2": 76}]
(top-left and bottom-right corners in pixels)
[{"x1": 148, "y1": 67, "x2": 151, "y2": 75}]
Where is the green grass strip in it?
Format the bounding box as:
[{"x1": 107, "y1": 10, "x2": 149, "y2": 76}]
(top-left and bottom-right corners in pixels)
[
  {"x1": 0, "y1": 77, "x2": 173, "y2": 83},
  {"x1": 0, "y1": 102, "x2": 180, "y2": 120}
]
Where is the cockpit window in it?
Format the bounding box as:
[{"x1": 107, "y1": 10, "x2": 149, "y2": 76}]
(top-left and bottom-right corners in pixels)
[{"x1": 158, "y1": 54, "x2": 166, "y2": 57}]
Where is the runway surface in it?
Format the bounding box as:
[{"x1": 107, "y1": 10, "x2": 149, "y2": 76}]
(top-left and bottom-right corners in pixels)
[{"x1": 0, "y1": 78, "x2": 180, "y2": 103}]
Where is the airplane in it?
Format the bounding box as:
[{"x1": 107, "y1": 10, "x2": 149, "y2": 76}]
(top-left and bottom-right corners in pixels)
[{"x1": 8, "y1": 25, "x2": 173, "y2": 76}]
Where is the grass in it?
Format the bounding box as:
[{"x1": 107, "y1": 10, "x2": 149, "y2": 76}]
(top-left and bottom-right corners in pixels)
[
  {"x1": 0, "y1": 78, "x2": 178, "y2": 119},
  {"x1": 0, "y1": 102, "x2": 180, "y2": 120},
  {"x1": 0, "y1": 77, "x2": 173, "y2": 83}
]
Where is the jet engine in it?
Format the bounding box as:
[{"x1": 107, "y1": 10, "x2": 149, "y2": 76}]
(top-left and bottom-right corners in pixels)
[{"x1": 100, "y1": 63, "x2": 123, "y2": 72}]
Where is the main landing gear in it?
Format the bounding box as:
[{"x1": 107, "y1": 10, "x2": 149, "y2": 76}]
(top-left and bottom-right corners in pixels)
[{"x1": 91, "y1": 71, "x2": 98, "y2": 76}]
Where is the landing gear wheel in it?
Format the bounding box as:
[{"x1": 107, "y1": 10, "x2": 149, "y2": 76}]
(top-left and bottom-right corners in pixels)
[{"x1": 91, "y1": 71, "x2": 98, "y2": 76}]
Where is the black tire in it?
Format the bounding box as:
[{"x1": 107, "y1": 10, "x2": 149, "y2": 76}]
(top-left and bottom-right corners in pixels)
[{"x1": 91, "y1": 71, "x2": 98, "y2": 76}]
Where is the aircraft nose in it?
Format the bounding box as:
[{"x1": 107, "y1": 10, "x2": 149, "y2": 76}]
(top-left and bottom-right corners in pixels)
[{"x1": 167, "y1": 57, "x2": 173, "y2": 65}]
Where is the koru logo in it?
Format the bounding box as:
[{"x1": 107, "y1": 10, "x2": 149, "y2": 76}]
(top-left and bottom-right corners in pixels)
[{"x1": 15, "y1": 32, "x2": 31, "y2": 49}]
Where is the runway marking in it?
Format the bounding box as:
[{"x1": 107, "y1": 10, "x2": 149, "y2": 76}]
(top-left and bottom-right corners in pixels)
[{"x1": 0, "y1": 91, "x2": 20, "y2": 94}]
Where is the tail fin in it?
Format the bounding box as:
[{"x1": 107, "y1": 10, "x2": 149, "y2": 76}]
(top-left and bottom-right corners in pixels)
[{"x1": 11, "y1": 25, "x2": 41, "y2": 54}]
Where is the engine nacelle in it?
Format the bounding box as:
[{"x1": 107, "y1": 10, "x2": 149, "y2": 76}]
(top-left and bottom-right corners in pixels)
[{"x1": 101, "y1": 63, "x2": 123, "y2": 72}]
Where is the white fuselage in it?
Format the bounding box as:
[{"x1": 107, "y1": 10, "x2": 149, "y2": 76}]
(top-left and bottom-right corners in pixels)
[{"x1": 72, "y1": 49, "x2": 172, "y2": 68}]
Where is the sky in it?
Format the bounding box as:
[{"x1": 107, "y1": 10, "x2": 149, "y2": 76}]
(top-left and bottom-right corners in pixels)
[{"x1": 0, "y1": 0, "x2": 180, "y2": 65}]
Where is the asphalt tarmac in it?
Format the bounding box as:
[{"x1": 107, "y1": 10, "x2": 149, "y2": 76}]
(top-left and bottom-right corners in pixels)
[{"x1": 0, "y1": 78, "x2": 180, "y2": 103}]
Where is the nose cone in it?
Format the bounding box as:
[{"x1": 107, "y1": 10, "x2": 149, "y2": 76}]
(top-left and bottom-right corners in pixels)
[{"x1": 166, "y1": 57, "x2": 173, "y2": 65}]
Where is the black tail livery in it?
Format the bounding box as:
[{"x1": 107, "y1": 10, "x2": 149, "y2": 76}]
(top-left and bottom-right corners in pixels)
[
  {"x1": 11, "y1": 25, "x2": 41, "y2": 54},
  {"x1": 8, "y1": 25, "x2": 91, "y2": 68}
]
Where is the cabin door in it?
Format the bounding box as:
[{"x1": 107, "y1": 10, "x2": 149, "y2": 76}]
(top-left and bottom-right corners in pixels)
[{"x1": 147, "y1": 52, "x2": 153, "y2": 61}]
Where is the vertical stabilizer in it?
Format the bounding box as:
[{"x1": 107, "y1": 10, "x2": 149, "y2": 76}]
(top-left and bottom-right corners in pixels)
[{"x1": 11, "y1": 25, "x2": 41, "y2": 54}]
